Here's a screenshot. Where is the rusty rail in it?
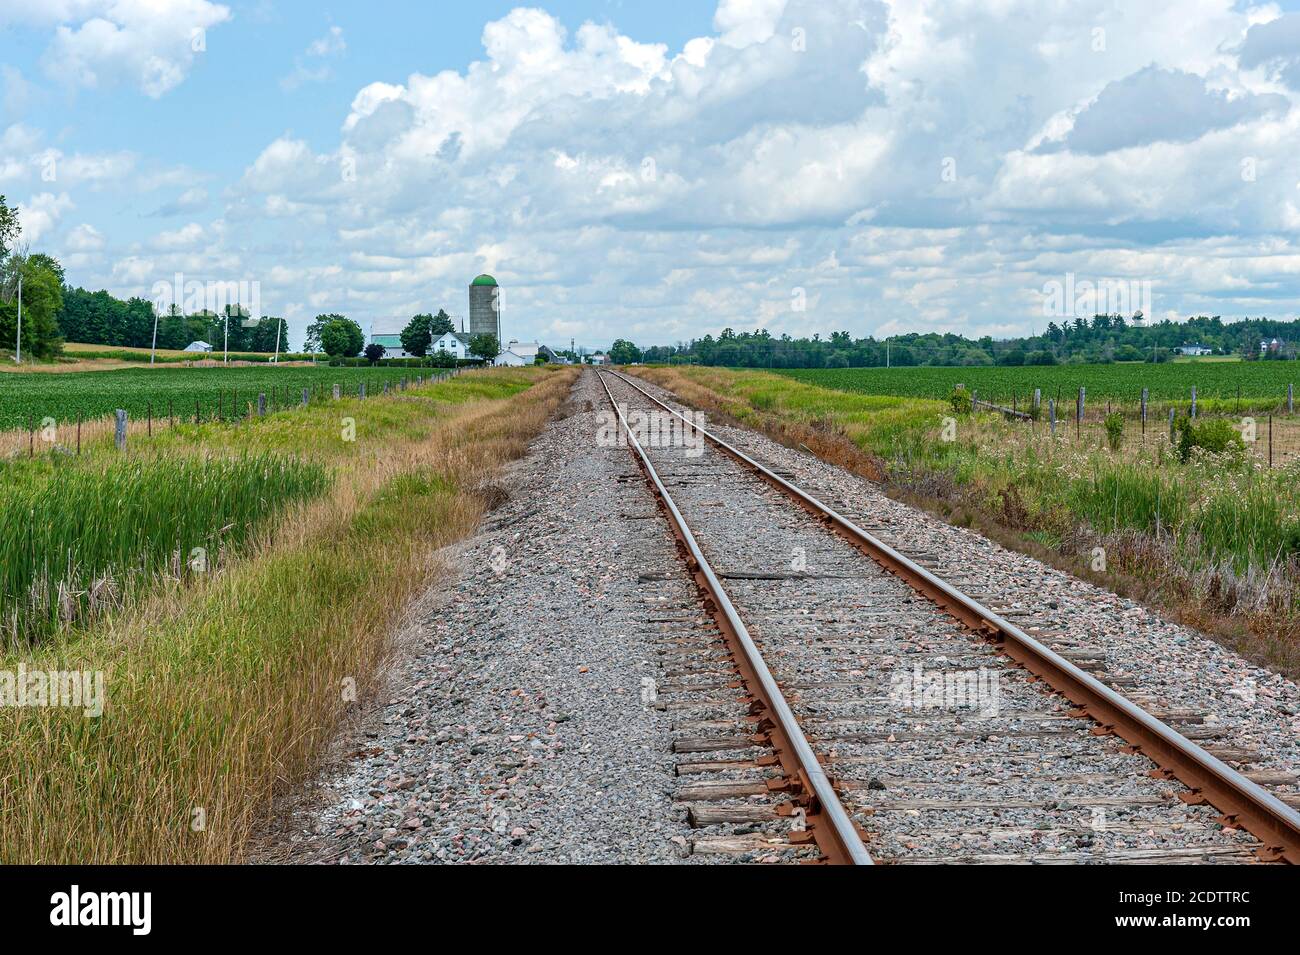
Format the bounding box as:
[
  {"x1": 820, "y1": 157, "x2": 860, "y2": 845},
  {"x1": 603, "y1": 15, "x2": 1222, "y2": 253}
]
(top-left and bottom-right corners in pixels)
[
  {"x1": 604, "y1": 368, "x2": 1300, "y2": 864},
  {"x1": 596, "y1": 371, "x2": 872, "y2": 865}
]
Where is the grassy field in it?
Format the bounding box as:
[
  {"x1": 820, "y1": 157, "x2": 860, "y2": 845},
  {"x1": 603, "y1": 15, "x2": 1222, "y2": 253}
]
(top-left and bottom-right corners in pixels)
[
  {"x1": 0, "y1": 364, "x2": 426, "y2": 430},
  {"x1": 776, "y1": 361, "x2": 1299, "y2": 409},
  {"x1": 633, "y1": 365, "x2": 1300, "y2": 677},
  {"x1": 0, "y1": 342, "x2": 305, "y2": 372},
  {"x1": 63, "y1": 342, "x2": 277, "y2": 359},
  {"x1": 0, "y1": 365, "x2": 574, "y2": 863}
]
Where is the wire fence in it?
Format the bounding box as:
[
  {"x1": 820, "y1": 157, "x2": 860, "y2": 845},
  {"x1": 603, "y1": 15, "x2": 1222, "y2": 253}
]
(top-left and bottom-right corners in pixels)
[
  {"x1": 0, "y1": 369, "x2": 462, "y2": 459},
  {"x1": 969, "y1": 388, "x2": 1300, "y2": 468}
]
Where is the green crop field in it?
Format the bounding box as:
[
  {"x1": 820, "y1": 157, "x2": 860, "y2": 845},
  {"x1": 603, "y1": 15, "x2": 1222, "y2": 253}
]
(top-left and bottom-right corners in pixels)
[
  {"x1": 776, "y1": 362, "x2": 1299, "y2": 407},
  {"x1": 0, "y1": 365, "x2": 434, "y2": 430}
]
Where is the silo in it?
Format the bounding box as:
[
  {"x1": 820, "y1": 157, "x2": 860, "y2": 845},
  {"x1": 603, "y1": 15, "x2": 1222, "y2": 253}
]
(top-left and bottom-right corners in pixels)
[{"x1": 468, "y1": 274, "x2": 500, "y2": 342}]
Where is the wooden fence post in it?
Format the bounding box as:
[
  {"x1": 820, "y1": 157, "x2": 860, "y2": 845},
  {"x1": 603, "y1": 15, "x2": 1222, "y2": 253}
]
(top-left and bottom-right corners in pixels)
[
  {"x1": 1076, "y1": 387, "x2": 1084, "y2": 437},
  {"x1": 257, "y1": 393, "x2": 267, "y2": 417},
  {"x1": 115, "y1": 409, "x2": 127, "y2": 451},
  {"x1": 301, "y1": 388, "x2": 309, "y2": 407},
  {"x1": 1140, "y1": 388, "x2": 1148, "y2": 436},
  {"x1": 1289, "y1": 383, "x2": 1294, "y2": 415},
  {"x1": 1168, "y1": 407, "x2": 1176, "y2": 441},
  {"x1": 1049, "y1": 399, "x2": 1056, "y2": 437},
  {"x1": 360, "y1": 382, "x2": 367, "y2": 399},
  {"x1": 1269, "y1": 415, "x2": 1273, "y2": 468},
  {"x1": 332, "y1": 384, "x2": 340, "y2": 400},
  {"x1": 1190, "y1": 385, "x2": 1197, "y2": 419}
]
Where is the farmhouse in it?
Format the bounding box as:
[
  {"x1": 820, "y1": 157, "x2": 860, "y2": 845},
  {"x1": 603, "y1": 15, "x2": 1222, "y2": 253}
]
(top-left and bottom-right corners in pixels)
[
  {"x1": 432, "y1": 331, "x2": 472, "y2": 359},
  {"x1": 493, "y1": 340, "x2": 560, "y2": 366},
  {"x1": 1176, "y1": 343, "x2": 1212, "y2": 356}
]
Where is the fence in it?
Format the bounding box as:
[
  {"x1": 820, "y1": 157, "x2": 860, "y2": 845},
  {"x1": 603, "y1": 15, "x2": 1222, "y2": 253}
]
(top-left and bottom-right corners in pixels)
[
  {"x1": 0, "y1": 369, "x2": 463, "y2": 458},
  {"x1": 966, "y1": 383, "x2": 1300, "y2": 468}
]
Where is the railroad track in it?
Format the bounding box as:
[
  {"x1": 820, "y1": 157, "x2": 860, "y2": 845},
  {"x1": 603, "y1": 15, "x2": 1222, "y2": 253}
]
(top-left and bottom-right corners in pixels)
[{"x1": 596, "y1": 368, "x2": 1300, "y2": 865}]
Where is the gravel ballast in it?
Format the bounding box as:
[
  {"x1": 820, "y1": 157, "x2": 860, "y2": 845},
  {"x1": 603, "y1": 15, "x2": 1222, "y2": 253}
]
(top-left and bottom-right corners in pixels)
[
  {"x1": 623, "y1": 371, "x2": 1300, "y2": 794},
  {"x1": 277, "y1": 371, "x2": 709, "y2": 863},
  {"x1": 274, "y1": 368, "x2": 1297, "y2": 864}
]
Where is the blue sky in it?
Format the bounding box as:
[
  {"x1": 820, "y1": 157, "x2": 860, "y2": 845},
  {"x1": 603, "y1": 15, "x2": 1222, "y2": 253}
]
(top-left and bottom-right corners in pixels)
[{"x1": 3, "y1": 0, "x2": 1300, "y2": 351}]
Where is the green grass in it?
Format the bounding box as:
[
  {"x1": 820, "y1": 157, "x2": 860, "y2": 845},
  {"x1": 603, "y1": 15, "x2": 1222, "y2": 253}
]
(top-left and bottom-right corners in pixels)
[
  {"x1": 0, "y1": 365, "x2": 442, "y2": 430},
  {"x1": 777, "y1": 362, "x2": 1299, "y2": 409},
  {"x1": 0, "y1": 365, "x2": 569, "y2": 863},
  {"x1": 0, "y1": 452, "x2": 328, "y2": 643}
]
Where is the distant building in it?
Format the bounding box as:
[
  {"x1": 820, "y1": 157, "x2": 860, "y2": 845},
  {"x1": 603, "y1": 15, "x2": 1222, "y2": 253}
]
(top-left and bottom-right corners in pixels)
[
  {"x1": 1261, "y1": 338, "x2": 1283, "y2": 355},
  {"x1": 492, "y1": 340, "x2": 562, "y2": 366},
  {"x1": 369, "y1": 332, "x2": 409, "y2": 358},
  {"x1": 494, "y1": 349, "x2": 530, "y2": 367},
  {"x1": 468, "y1": 274, "x2": 501, "y2": 342},
  {"x1": 1176, "y1": 343, "x2": 1212, "y2": 356},
  {"x1": 586, "y1": 352, "x2": 610, "y2": 365},
  {"x1": 183, "y1": 341, "x2": 213, "y2": 352},
  {"x1": 432, "y1": 331, "x2": 471, "y2": 360}
]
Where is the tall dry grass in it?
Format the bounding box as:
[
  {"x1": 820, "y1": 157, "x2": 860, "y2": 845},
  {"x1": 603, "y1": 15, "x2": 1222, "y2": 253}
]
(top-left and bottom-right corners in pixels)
[{"x1": 0, "y1": 367, "x2": 575, "y2": 863}]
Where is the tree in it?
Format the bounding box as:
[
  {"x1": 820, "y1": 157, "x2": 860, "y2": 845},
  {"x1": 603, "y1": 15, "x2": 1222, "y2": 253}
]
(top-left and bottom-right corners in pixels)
[
  {"x1": 364, "y1": 342, "x2": 386, "y2": 364},
  {"x1": 430, "y1": 309, "x2": 454, "y2": 337},
  {"x1": 305, "y1": 313, "x2": 348, "y2": 353},
  {"x1": 428, "y1": 349, "x2": 457, "y2": 368},
  {"x1": 320, "y1": 317, "x2": 364, "y2": 357},
  {"x1": 400, "y1": 313, "x2": 434, "y2": 357},
  {"x1": 0, "y1": 195, "x2": 18, "y2": 260},
  {"x1": 248, "y1": 316, "x2": 288, "y2": 353},
  {"x1": 468, "y1": 333, "x2": 499, "y2": 362},
  {"x1": 0, "y1": 254, "x2": 64, "y2": 359},
  {"x1": 609, "y1": 338, "x2": 641, "y2": 364}
]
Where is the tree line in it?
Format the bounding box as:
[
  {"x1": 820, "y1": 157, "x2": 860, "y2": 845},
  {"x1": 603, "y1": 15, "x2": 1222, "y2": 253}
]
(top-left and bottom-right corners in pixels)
[{"x1": 627, "y1": 314, "x2": 1300, "y2": 369}]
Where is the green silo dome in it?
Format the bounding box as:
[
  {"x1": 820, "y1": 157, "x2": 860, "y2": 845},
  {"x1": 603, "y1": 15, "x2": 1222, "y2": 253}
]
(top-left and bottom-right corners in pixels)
[{"x1": 470, "y1": 274, "x2": 498, "y2": 286}]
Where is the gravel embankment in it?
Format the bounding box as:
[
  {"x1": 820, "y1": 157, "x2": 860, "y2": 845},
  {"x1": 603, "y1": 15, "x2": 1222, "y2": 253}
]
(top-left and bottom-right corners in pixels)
[{"x1": 275, "y1": 371, "x2": 709, "y2": 863}]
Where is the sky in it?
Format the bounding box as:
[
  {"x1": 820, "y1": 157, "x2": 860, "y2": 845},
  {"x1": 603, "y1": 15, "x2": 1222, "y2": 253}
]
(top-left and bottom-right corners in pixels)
[{"x1": 2, "y1": 0, "x2": 1300, "y2": 352}]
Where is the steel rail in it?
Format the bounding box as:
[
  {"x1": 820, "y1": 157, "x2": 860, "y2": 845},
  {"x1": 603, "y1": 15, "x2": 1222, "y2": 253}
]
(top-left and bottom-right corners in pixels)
[
  {"x1": 604, "y1": 368, "x2": 1300, "y2": 864},
  {"x1": 596, "y1": 371, "x2": 872, "y2": 865}
]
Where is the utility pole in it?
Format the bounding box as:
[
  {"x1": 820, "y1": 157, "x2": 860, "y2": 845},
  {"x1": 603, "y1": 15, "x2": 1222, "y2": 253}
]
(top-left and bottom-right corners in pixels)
[
  {"x1": 150, "y1": 304, "x2": 159, "y2": 365},
  {"x1": 223, "y1": 307, "x2": 229, "y2": 365},
  {"x1": 273, "y1": 316, "x2": 282, "y2": 364},
  {"x1": 13, "y1": 271, "x2": 20, "y2": 363}
]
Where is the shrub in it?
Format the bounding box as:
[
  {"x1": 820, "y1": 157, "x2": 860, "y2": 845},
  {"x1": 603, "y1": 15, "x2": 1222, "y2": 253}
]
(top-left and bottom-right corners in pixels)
[
  {"x1": 1104, "y1": 412, "x2": 1124, "y2": 451},
  {"x1": 1175, "y1": 417, "x2": 1245, "y2": 462},
  {"x1": 949, "y1": 387, "x2": 972, "y2": 415}
]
